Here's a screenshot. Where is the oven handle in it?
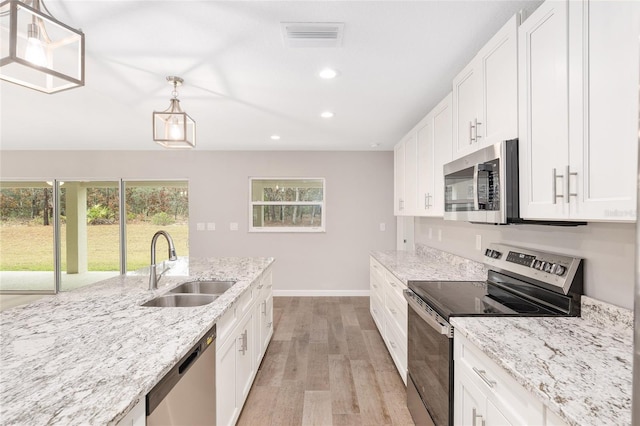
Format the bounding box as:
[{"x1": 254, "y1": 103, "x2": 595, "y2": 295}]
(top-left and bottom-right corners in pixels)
[{"x1": 404, "y1": 290, "x2": 453, "y2": 338}]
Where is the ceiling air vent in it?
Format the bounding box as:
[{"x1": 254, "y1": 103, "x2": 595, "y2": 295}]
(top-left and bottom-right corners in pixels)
[{"x1": 281, "y1": 22, "x2": 344, "y2": 48}]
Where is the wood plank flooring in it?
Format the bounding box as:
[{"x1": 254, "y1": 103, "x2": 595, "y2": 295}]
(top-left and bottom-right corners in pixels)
[{"x1": 237, "y1": 297, "x2": 415, "y2": 426}]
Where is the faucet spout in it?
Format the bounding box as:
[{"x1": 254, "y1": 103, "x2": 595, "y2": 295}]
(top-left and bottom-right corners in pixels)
[{"x1": 149, "y1": 230, "x2": 177, "y2": 290}]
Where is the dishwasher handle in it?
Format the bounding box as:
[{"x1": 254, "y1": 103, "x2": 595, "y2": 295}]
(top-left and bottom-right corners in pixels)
[{"x1": 146, "y1": 324, "x2": 217, "y2": 416}]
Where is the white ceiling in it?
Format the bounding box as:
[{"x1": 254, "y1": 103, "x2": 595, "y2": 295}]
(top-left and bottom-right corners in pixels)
[{"x1": 0, "y1": 0, "x2": 543, "y2": 151}]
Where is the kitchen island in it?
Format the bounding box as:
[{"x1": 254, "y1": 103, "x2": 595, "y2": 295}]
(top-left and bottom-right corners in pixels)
[{"x1": 0, "y1": 257, "x2": 274, "y2": 425}]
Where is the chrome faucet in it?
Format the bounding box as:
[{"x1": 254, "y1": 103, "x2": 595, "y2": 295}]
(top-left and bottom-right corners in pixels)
[{"x1": 149, "y1": 230, "x2": 177, "y2": 290}]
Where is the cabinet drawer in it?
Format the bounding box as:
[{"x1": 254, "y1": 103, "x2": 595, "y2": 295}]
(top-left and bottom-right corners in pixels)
[
  {"x1": 455, "y1": 333, "x2": 543, "y2": 425},
  {"x1": 370, "y1": 258, "x2": 386, "y2": 282},
  {"x1": 384, "y1": 270, "x2": 407, "y2": 302},
  {"x1": 385, "y1": 286, "x2": 407, "y2": 339},
  {"x1": 217, "y1": 304, "x2": 237, "y2": 344},
  {"x1": 370, "y1": 294, "x2": 384, "y2": 334},
  {"x1": 384, "y1": 314, "x2": 407, "y2": 384}
]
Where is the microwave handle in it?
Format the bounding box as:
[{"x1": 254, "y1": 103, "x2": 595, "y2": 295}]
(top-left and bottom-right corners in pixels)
[{"x1": 473, "y1": 164, "x2": 480, "y2": 211}]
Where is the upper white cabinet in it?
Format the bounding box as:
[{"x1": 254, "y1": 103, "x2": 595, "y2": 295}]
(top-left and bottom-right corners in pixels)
[
  {"x1": 417, "y1": 93, "x2": 453, "y2": 216},
  {"x1": 519, "y1": 0, "x2": 639, "y2": 222},
  {"x1": 395, "y1": 92, "x2": 452, "y2": 217},
  {"x1": 453, "y1": 15, "x2": 518, "y2": 159}
]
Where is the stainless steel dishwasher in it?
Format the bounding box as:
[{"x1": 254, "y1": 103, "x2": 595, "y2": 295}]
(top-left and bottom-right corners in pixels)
[{"x1": 146, "y1": 324, "x2": 216, "y2": 425}]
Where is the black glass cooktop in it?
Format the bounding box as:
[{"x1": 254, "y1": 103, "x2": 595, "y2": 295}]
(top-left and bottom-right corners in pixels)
[{"x1": 408, "y1": 278, "x2": 562, "y2": 320}]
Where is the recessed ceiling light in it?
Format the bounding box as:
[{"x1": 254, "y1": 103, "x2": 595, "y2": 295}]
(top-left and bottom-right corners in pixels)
[
  {"x1": 270, "y1": 135, "x2": 281, "y2": 140},
  {"x1": 319, "y1": 68, "x2": 338, "y2": 79},
  {"x1": 320, "y1": 111, "x2": 334, "y2": 118},
  {"x1": 370, "y1": 143, "x2": 380, "y2": 148}
]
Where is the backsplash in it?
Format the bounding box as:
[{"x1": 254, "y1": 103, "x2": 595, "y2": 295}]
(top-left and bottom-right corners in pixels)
[{"x1": 581, "y1": 296, "x2": 633, "y2": 333}]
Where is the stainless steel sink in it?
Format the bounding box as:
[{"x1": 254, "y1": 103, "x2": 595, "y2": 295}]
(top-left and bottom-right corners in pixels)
[
  {"x1": 142, "y1": 294, "x2": 218, "y2": 308},
  {"x1": 169, "y1": 280, "x2": 236, "y2": 295}
]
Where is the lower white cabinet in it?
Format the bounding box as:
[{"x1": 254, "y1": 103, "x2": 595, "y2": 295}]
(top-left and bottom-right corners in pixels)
[
  {"x1": 370, "y1": 257, "x2": 407, "y2": 385},
  {"x1": 115, "y1": 398, "x2": 145, "y2": 426},
  {"x1": 216, "y1": 268, "x2": 273, "y2": 426},
  {"x1": 454, "y1": 331, "x2": 567, "y2": 426}
]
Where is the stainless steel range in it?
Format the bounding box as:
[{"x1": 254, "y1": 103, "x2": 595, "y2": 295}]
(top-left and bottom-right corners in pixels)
[{"x1": 404, "y1": 243, "x2": 583, "y2": 426}]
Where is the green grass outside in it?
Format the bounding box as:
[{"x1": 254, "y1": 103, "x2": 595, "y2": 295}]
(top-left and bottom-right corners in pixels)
[{"x1": 0, "y1": 223, "x2": 188, "y2": 272}]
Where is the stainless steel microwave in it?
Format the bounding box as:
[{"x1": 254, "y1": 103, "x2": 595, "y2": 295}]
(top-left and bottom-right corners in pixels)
[{"x1": 443, "y1": 139, "x2": 519, "y2": 224}]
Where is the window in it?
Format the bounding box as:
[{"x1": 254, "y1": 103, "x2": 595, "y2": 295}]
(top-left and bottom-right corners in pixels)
[
  {"x1": 250, "y1": 178, "x2": 325, "y2": 232},
  {"x1": 0, "y1": 179, "x2": 188, "y2": 294}
]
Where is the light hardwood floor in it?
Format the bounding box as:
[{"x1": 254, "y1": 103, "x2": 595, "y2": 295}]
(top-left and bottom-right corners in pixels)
[{"x1": 237, "y1": 297, "x2": 415, "y2": 426}]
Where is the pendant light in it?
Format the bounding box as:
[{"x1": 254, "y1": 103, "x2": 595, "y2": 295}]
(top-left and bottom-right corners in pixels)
[
  {"x1": 152, "y1": 76, "x2": 196, "y2": 149},
  {"x1": 0, "y1": 0, "x2": 85, "y2": 94}
]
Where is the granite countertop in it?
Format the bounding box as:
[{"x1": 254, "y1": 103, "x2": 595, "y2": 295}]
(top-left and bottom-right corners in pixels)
[
  {"x1": 370, "y1": 244, "x2": 487, "y2": 283},
  {"x1": 451, "y1": 296, "x2": 633, "y2": 426},
  {"x1": 0, "y1": 257, "x2": 274, "y2": 425}
]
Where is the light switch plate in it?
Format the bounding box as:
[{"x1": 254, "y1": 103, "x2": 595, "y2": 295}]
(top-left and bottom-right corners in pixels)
[
  {"x1": 379, "y1": 223, "x2": 386, "y2": 231},
  {"x1": 196, "y1": 222, "x2": 205, "y2": 231},
  {"x1": 438, "y1": 229, "x2": 442, "y2": 242},
  {"x1": 476, "y1": 234, "x2": 482, "y2": 251},
  {"x1": 230, "y1": 222, "x2": 239, "y2": 231},
  {"x1": 207, "y1": 222, "x2": 216, "y2": 231}
]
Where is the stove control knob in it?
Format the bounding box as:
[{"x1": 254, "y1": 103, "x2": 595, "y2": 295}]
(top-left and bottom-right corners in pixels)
[
  {"x1": 485, "y1": 249, "x2": 493, "y2": 258},
  {"x1": 554, "y1": 265, "x2": 566, "y2": 276},
  {"x1": 543, "y1": 262, "x2": 553, "y2": 273},
  {"x1": 491, "y1": 250, "x2": 501, "y2": 259},
  {"x1": 535, "y1": 261, "x2": 545, "y2": 270}
]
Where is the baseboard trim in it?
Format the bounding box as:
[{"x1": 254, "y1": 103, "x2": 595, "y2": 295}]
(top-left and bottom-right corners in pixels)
[{"x1": 273, "y1": 289, "x2": 370, "y2": 297}]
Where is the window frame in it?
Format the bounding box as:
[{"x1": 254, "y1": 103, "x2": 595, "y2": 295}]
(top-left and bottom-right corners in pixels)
[{"x1": 249, "y1": 177, "x2": 326, "y2": 233}]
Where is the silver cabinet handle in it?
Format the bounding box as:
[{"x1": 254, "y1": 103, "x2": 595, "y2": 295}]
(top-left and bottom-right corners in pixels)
[
  {"x1": 567, "y1": 165, "x2": 578, "y2": 202},
  {"x1": 553, "y1": 168, "x2": 565, "y2": 204},
  {"x1": 238, "y1": 329, "x2": 248, "y2": 355},
  {"x1": 474, "y1": 118, "x2": 482, "y2": 139},
  {"x1": 267, "y1": 322, "x2": 272, "y2": 329},
  {"x1": 389, "y1": 307, "x2": 397, "y2": 315},
  {"x1": 261, "y1": 300, "x2": 266, "y2": 315},
  {"x1": 424, "y1": 193, "x2": 428, "y2": 209},
  {"x1": 469, "y1": 121, "x2": 475, "y2": 143},
  {"x1": 389, "y1": 341, "x2": 397, "y2": 349},
  {"x1": 472, "y1": 408, "x2": 485, "y2": 426},
  {"x1": 472, "y1": 367, "x2": 496, "y2": 388},
  {"x1": 388, "y1": 281, "x2": 396, "y2": 288}
]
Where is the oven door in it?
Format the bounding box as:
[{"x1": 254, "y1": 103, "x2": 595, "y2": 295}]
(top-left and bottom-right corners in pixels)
[{"x1": 404, "y1": 289, "x2": 453, "y2": 426}]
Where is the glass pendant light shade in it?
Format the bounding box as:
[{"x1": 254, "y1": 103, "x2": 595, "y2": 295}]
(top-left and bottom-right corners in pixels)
[
  {"x1": 153, "y1": 76, "x2": 196, "y2": 149},
  {"x1": 0, "y1": 0, "x2": 85, "y2": 93}
]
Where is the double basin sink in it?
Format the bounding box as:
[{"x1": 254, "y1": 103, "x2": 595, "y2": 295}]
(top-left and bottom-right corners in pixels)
[{"x1": 142, "y1": 280, "x2": 236, "y2": 307}]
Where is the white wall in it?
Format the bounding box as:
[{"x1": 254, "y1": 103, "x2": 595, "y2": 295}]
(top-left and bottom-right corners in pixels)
[
  {"x1": 0, "y1": 151, "x2": 396, "y2": 295},
  {"x1": 415, "y1": 217, "x2": 636, "y2": 310}
]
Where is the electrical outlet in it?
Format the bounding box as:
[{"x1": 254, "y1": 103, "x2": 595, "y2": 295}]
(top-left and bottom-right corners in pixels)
[
  {"x1": 476, "y1": 234, "x2": 482, "y2": 251},
  {"x1": 196, "y1": 222, "x2": 205, "y2": 231},
  {"x1": 379, "y1": 223, "x2": 386, "y2": 231},
  {"x1": 438, "y1": 229, "x2": 442, "y2": 242},
  {"x1": 207, "y1": 222, "x2": 216, "y2": 231},
  {"x1": 428, "y1": 228, "x2": 433, "y2": 240},
  {"x1": 230, "y1": 222, "x2": 239, "y2": 231}
]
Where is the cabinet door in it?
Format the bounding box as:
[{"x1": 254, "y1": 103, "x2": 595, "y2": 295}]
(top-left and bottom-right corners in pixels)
[
  {"x1": 217, "y1": 329, "x2": 239, "y2": 426},
  {"x1": 453, "y1": 63, "x2": 480, "y2": 159},
  {"x1": 404, "y1": 134, "x2": 419, "y2": 215},
  {"x1": 518, "y1": 0, "x2": 570, "y2": 220},
  {"x1": 569, "y1": 0, "x2": 639, "y2": 221},
  {"x1": 416, "y1": 118, "x2": 434, "y2": 216},
  {"x1": 478, "y1": 15, "x2": 518, "y2": 147},
  {"x1": 486, "y1": 399, "x2": 512, "y2": 426},
  {"x1": 431, "y1": 93, "x2": 453, "y2": 216},
  {"x1": 394, "y1": 142, "x2": 406, "y2": 215},
  {"x1": 454, "y1": 370, "x2": 485, "y2": 426},
  {"x1": 236, "y1": 312, "x2": 255, "y2": 407}
]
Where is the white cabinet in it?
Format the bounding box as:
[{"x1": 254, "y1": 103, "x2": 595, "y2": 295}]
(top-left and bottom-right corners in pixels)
[
  {"x1": 216, "y1": 268, "x2": 273, "y2": 426},
  {"x1": 115, "y1": 398, "x2": 145, "y2": 426},
  {"x1": 519, "y1": 0, "x2": 639, "y2": 222},
  {"x1": 416, "y1": 93, "x2": 452, "y2": 216},
  {"x1": 394, "y1": 134, "x2": 418, "y2": 216},
  {"x1": 369, "y1": 257, "x2": 407, "y2": 385},
  {"x1": 454, "y1": 331, "x2": 544, "y2": 426},
  {"x1": 453, "y1": 15, "x2": 518, "y2": 159}
]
